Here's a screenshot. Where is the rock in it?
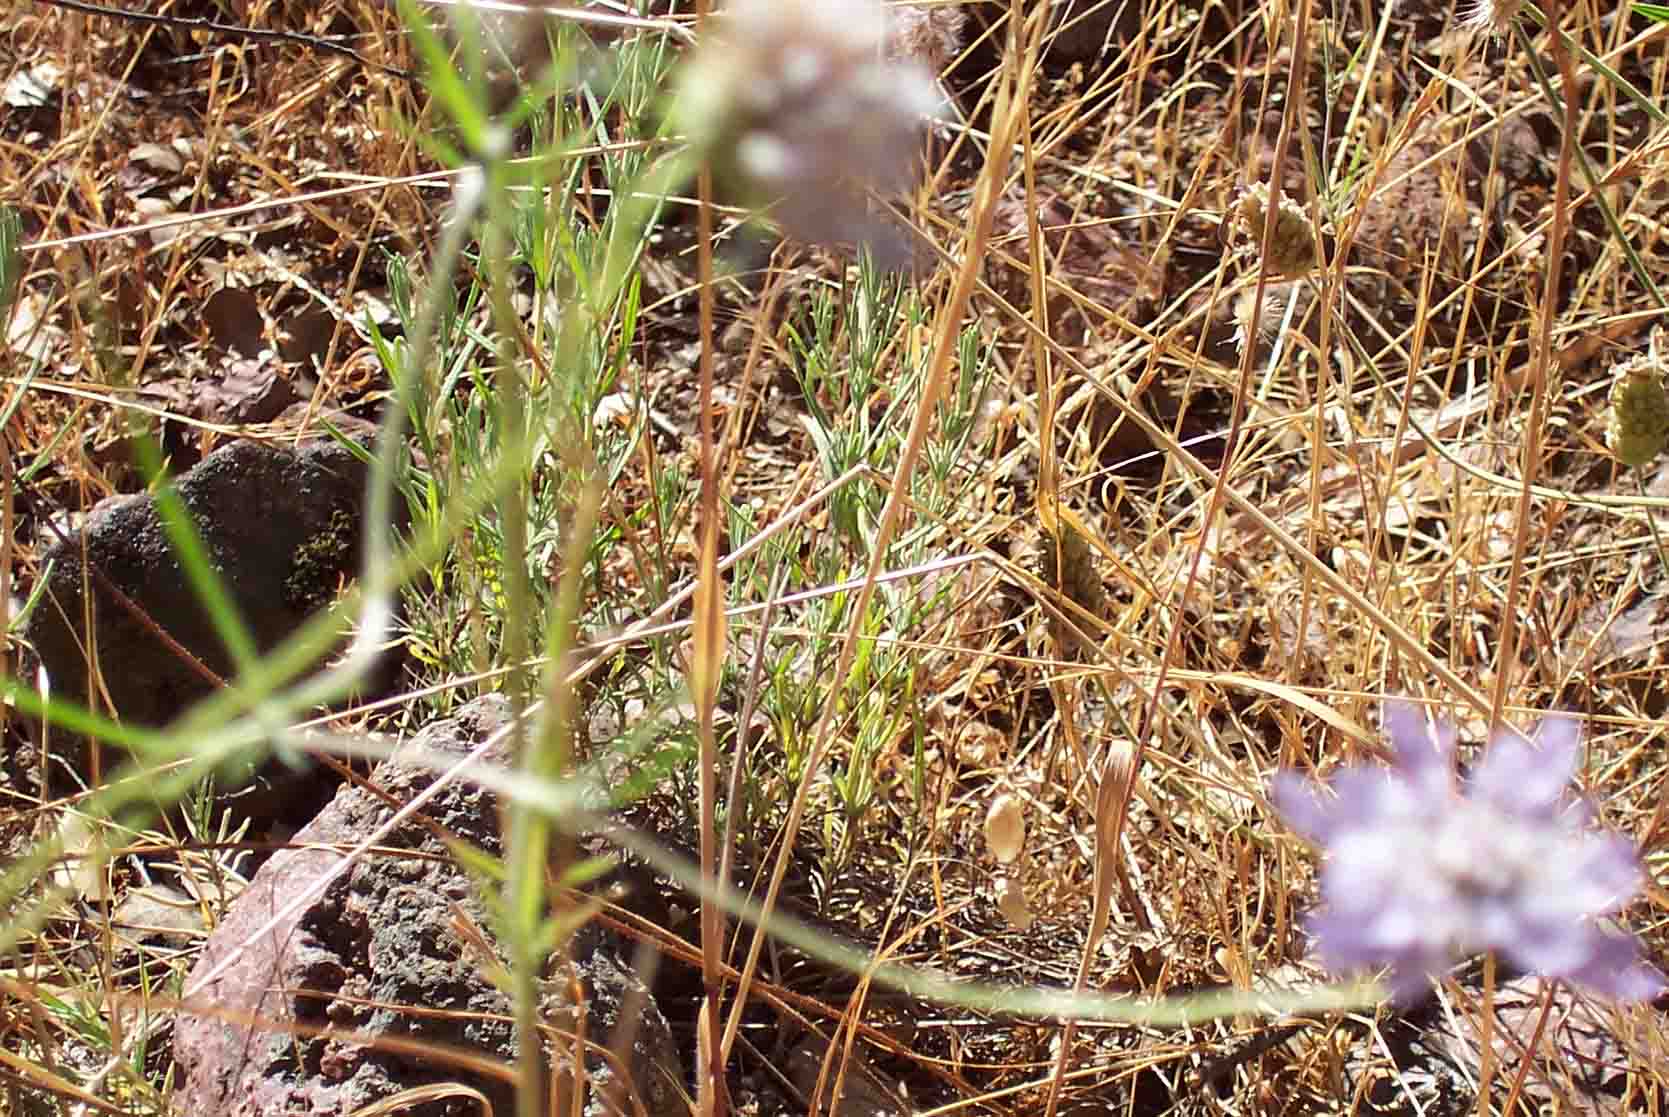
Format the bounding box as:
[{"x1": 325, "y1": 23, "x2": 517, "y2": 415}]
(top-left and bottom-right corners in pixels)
[
  {"x1": 786, "y1": 1033, "x2": 909, "y2": 1117},
  {"x1": 541, "y1": 945, "x2": 686, "y2": 1117},
  {"x1": 1426, "y1": 975, "x2": 1658, "y2": 1117},
  {"x1": 171, "y1": 696, "x2": 685, "y2": 1117},
  {"x1": 20, "y1": 434, "x2": 406, "y2": 803},
  {"x1": 1046, "y1": 0, "x2": 1139, "y2": 62}
]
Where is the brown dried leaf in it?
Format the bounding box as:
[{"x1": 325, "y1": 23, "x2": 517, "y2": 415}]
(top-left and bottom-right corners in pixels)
[
  {"x1": 1563, "y1": 595, "x2": 1669, "y2": 673},
  {"x1": 204, "y1": 287, "x2": 265, "y2": 356},
  {"x1": 140, "y1": 359, "x2": 298, "y2": 427},
  {"x1": 277, "y1": 306, "x2": 335, "y2": 372},
  {"x1": 786, "y1": 1033, "x2": 909, "y2": 1117},
  {"x1": 1432, "y1": 975, "x2": 1649, "y2": 1117},
  {"x1": 130, "y1": 142, "x2": 184, "y2": 176}
]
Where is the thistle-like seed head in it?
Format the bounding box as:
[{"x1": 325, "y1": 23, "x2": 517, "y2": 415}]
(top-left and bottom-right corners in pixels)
[
  {"x1": 1460, "y1": 0, "x2": 1524, "y2": 41},
  {"x1": 1230, "y1": 182, "x2": 1318, "y2": 278}
]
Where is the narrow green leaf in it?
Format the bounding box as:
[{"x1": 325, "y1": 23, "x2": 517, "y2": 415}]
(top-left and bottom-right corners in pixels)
[{"x1": 0, "y1": 207, "x2": 21, "y2": 321}]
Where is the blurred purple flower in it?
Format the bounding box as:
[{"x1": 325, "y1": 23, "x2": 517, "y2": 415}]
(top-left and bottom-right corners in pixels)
[
  {"x1": 1272, "y1": 702, "x2": 1663, "y2": 1003},
  {"x1": 673, "y1": 0, "x2": 945, "y2": 268}
]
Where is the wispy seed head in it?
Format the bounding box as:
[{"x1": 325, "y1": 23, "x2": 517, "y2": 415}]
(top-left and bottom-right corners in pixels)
[
  {"x1": 1230, "y1": 182, "x2": 1318, "y2": 278},
  {"x1": 1460, "y1": 0, "x2": 1524, "y2": 41},
  {"x1": 886, "y1": 3, "x2": 967, "y2": 73}
]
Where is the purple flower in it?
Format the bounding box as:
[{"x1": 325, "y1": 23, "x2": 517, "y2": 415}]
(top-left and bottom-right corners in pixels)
[
  {"x1": 1272, "y1": 702, "x2": 1663, "y2": 1003},
  {"x1": 673, "y1": 0, "x2": 945, "y2": 267}
]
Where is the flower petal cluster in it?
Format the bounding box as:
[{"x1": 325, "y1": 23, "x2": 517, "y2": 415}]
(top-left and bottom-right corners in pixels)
[
  {"x1": 673, "y1": 0, "x2": 945, "y2": 268},
  {"x1": 1272, "y1": 702, "x2": 1663, "y2": 1003}
]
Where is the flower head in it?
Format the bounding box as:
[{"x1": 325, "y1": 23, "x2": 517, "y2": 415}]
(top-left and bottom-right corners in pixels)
[
  {"x1": 1607, "y1": 351, "x2": 1669, "y2": 470},
  {"x1": 1231, "y1": 279, "x2": 1312, "y2": 355},
  {"x1": 1272, "y1": 702, "x2": 1663, "y2": 1003},
  {"x1": 1460, "y1": 0, "x2": 1524, "y2": 41},
  {"x1": 674, "y1": 0, "x2": 946, "y2": 268},
  {"x1": 886, "y1": 3, "x2": 966, "y2": 73},
  {"x1": 1229, "y1": 182, "x2": 1317, "y2": 279}
]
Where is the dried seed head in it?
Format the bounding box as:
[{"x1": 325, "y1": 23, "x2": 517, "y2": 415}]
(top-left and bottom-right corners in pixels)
[
  {"x1": 994, "y1": 876, "x2": 1034, "y2": 930},
  {"x1": 1036, "y1": 518, "x2": 1105, "y2": 659},
  {"x1": 1038, "y1": 519, "x2": 1105, "y2": 616},
  {"x1": 1231, "y1": 279, "x2": 1314, "y2": 355},
  {"x1": 675, "y1": 0, "x2": 945, "y2": 267},
  {"x1": 1231, "y1": 182, "x2": 1317, "y2": 278},
  {"x1": 1460, "y1": 0, "x2": 1524, "y2": 40},
  {"x1": 984, "y1": 793, "x2": 1026, "y2": 864},
  {"x1": 1607, "y1": 355, "x2": 1669, "y2": 469},
  {"x1": 886, "y1": 3, "x2": 966, "y2": 73}
]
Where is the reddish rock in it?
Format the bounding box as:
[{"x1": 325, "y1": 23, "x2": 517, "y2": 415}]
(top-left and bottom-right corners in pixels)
[
  {"x1": 172, "y1": 697, "x2": 521, "y2": 1117},
  {"x1": 171, "y1": 695, "x2": 684, "y2": 1117}
]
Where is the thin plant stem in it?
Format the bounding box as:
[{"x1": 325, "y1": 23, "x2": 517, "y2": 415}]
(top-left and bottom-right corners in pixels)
[
  {"x1": 1477, "y1": 951, "x2": 1496, "y2": 1117},
  {"x1": 715, "y1": 0, "x2": 1037, "y2": 1070},
  {"x1": 1636, "y1": 471, "x2": 1669, "y2": 585},
  {"x1": 1487, "y1": 0, "x2": 1578, "y2": 733}
]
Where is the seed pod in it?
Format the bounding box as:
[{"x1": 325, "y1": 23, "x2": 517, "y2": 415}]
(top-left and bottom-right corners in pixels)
[
  {"x1": 984, "y1": 793, "x2": 1026, "y2": 864},
  {"x1": 994, "y1": 876, "x2": 1034, "y2": 930}
]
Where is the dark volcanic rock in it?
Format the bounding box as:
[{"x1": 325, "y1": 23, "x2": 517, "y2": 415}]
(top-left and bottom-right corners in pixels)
[
  {"x1": 172, "y1": 695, "x2": 683, "y2": 1117},
  {"x1": 540, "y1": 944, "x2": 686, "y2": 1117},
  {"x1": 1046, "y1": 0, "x2": 1139, "y2": 62},
  {"x1": 21, "y1": 434, "x2": 405, "y2": 796}
]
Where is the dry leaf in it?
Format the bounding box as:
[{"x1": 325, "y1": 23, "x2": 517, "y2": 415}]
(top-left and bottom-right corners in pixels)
[
  {"x1": 4, "y1": 62, "x2": 59, "y2": 108},
  {"x1": 204, "y1": 287, "x2": 265, "y2": 356},
  {"x1": 277, "y1": 306, "x2": 335, "y2": 372},
  {"x1": 50, "y1": 810, "x2": 106, "y2": 899},
  {"x1": 786, "y1": 1033, "x2": 909, "y2": 1117},
  {"x1": 130, "y1": 142, "x2": 184, "y2": 176}
]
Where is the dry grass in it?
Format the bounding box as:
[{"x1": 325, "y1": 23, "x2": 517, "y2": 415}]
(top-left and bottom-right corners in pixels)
[{"x1": 4, "y1": 0, "x2": 1669, "y2": 1114}]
